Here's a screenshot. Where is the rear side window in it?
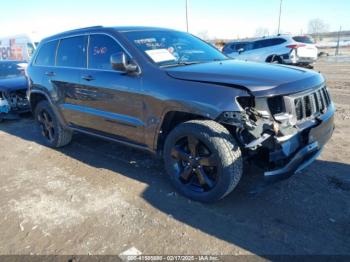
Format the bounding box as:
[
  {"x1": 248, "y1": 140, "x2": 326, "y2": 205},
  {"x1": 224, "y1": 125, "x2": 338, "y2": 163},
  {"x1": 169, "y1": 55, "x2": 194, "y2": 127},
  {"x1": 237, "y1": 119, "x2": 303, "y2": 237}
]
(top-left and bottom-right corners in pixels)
[
  {"x1": 271, "y1": 38, "x2": 287, "y2": 45},
  {"x1": 293, "y1": 36, "x2": 315, "y2": 44},
  {"x1": 253, "y1": 38, "x2": 286, "y2": 49},
  {"x1": 253, "y1": 40, "x2": 269, "y2": 49},
  {"x1": 88, "y1": 34, "x2": 123, "y2": 70},
  {"x1": 35, "y1": 41, "x2": 58, "y2": 66},
  {"x1": 56, "y1": 36, "x2": 87, "y2": 68}
]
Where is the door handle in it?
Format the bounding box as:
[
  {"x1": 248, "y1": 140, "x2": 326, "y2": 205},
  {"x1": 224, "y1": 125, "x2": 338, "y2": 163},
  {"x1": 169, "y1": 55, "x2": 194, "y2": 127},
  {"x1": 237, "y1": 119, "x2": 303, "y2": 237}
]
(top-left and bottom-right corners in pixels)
[
  {"x1": 82, "y1": 75, "x2": 95, "y2": 81},
  {"x1": 45, "y1": 71, "x2": 55, "y2": 77}
]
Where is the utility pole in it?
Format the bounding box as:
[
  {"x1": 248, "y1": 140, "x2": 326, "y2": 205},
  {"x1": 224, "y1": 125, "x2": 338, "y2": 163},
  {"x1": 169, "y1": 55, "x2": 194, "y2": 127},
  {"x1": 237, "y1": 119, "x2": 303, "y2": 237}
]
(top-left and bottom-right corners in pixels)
[
  {"x1": 335, "y1": 26, "x2": 342, "y2": 56},
  {"x1": 277, "y1": 0, "x2": 283, "y2": 34},
  {"x1": 186, "y1": 0, "x2": 189, "y2": 32}
]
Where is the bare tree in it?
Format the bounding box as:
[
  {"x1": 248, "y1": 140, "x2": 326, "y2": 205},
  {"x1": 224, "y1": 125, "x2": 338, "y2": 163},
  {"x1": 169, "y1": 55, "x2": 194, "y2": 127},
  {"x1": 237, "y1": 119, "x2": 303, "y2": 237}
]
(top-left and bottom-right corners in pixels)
[
  {"x1": 254, "y1": 27, "x2": 270, "y2": 37},
  {"x1": 308, "y1": 18, "x2": 330, "y2": 41}
]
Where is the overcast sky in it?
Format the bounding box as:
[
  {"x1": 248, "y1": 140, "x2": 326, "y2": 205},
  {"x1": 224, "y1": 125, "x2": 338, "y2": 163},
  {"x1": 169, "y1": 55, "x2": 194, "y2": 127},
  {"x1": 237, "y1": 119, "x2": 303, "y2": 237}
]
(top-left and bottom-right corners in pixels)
[{"x1": 1, "y1": 0, "x2": 349, "y2": 40}]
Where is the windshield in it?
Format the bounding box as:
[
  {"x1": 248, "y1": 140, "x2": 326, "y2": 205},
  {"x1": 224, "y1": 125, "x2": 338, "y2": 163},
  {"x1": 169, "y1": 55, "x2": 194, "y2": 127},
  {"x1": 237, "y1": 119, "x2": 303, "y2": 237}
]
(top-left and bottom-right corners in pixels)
[
  {"x1": 0, "y1": 61, "x2": 26, "y2": 79},
  {"x1": 123, "y1": 30, "x2": 228, "y2": 67}
]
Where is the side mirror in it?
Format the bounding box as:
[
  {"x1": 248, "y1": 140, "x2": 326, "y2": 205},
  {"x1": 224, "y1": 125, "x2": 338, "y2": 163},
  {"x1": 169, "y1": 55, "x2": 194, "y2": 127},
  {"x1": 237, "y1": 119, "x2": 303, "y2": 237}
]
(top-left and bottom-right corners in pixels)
[
  {"x1": 110, "y1": 52, "x2": 139, "y2": 74},
  {"x1": 238, "y1": 48, "x2": 245, "y2": 54}
]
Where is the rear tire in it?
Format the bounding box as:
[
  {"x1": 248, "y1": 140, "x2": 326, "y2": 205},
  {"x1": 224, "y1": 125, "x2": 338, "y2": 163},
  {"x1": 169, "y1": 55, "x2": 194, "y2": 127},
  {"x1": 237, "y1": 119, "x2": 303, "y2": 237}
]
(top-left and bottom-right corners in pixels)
[
  {"x1": 34, "y1": 100, "x2": 72, "y2": 148},
  {"x1": 164, "y1": 120, "x2": 243, "y2": 203},
  {"x1": 267, "y1": 55, "x2": 283, "y2": 64}
]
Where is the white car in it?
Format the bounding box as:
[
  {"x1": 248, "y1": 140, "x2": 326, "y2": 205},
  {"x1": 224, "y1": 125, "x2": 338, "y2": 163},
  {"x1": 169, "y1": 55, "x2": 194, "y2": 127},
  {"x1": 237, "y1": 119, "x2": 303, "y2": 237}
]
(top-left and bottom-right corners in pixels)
[{"x1": 223, "y1": 35, "x2": 318, "y2": 67}]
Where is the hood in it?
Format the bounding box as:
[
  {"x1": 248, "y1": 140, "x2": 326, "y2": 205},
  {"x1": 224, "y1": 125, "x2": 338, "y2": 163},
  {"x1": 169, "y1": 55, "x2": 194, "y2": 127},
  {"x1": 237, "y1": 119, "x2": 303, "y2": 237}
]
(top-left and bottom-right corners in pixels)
[
  {"x1": 166, "y1": 60, "x2": 325, "y2": 97},
  {"x1": 0, "y1": 76, "x2": 28, "y2": 92}
]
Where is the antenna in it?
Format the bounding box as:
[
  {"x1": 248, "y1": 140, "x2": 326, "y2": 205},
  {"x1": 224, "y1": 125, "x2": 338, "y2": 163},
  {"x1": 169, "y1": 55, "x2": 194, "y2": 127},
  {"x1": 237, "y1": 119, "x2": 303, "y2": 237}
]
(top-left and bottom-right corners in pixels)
[
  {"x1": 277, "y1": 0, "x2": 283, "y2": 34},
  {"x1": 186, "y1": 0, "x2": 189, "y2": 32}
]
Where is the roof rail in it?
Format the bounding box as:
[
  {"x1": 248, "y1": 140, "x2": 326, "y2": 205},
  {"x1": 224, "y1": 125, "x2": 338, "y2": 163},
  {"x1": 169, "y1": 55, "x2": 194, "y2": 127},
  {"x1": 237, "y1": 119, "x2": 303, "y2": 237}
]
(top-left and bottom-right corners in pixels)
[
  {"x1": 55, "y1": 26, "x2": 104, "y2": 35},
  {"x1": 66, "y1": 25, "x2": 103, "y2": 32}
]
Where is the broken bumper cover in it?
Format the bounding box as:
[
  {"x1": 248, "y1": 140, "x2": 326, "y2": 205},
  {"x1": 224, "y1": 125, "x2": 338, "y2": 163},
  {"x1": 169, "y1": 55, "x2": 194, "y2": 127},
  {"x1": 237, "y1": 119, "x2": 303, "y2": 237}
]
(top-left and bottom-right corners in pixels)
[{"x1": 264, "y1": 102, "x2": 335, "y2": 182}]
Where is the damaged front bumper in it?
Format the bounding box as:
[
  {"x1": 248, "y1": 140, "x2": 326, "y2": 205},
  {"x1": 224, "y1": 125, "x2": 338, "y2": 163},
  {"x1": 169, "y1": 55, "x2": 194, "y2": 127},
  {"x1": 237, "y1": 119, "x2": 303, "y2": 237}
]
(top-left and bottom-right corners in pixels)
[
  {"x1": 264, "y1": 102, "x2": 335, "y2": 181},
  {"x1": 219, "y1": 96, "x2": 335, "y2": 182}
]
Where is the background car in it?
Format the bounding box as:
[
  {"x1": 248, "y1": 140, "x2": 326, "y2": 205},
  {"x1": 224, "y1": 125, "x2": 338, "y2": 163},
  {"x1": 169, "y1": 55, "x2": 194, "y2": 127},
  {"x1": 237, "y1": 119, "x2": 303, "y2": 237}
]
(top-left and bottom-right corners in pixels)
[
  {"x1": 0, "y1": 60, "x2": 30, "y2": 121},
  {"x1": 223, "y1": 35, "x2": 318, "y2": 68}
]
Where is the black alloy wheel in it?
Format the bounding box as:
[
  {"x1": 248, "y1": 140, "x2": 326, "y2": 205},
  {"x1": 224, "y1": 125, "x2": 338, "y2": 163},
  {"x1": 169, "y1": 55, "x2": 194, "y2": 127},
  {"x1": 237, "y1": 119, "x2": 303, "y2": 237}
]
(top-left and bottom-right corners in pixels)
[
  {"x1": 34, "y1": 100, "x2": 72, "y2": 148},
  {"x1": 164, "y1": 120, "x2": 243, "y2": 202},
  {"x1": 171, "y1": 135, "x2": 219, "y2": 193},
  {"x1": 37, "y1": 109, "x2": 55, "y2": 143}
]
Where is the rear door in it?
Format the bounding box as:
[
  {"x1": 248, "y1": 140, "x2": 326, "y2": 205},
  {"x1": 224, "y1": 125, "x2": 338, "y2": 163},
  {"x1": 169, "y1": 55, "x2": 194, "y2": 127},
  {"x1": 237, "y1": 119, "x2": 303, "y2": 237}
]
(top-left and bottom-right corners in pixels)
[
  {"x1": 242, "y1": 38, "x2": 286, "y2": 62},
  {"x1": 29, "y1": 40, "x2": 58, "y2": 92},
  {"x1": 63, "y1": 33, "x2": 145, "y2": 145},
  {"x1": 240, "y1": 40, "x2": 268, "y2": 62}
]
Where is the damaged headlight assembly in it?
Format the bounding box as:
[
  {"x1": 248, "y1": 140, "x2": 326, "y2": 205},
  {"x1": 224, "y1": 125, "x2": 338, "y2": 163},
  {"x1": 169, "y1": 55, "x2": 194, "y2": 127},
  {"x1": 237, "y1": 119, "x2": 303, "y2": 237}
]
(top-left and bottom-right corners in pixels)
[{"x1": 218, "y1": 96, "x2": 299, "y2": 150}]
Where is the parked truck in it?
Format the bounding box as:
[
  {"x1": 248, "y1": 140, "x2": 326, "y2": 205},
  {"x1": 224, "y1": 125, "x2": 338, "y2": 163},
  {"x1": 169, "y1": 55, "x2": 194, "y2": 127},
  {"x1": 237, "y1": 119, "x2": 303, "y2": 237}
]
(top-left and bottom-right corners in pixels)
[{"x1": 0, "y1": 34, "x2": 37, "y2": 62}]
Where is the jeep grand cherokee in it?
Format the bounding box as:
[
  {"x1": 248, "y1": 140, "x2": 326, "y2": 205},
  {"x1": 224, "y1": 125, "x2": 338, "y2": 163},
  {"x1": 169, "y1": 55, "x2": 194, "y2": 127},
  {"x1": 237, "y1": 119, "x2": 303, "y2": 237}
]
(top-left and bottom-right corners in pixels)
[{"x1": 27, "y1": 26, "x2": 335, "y2": 202}]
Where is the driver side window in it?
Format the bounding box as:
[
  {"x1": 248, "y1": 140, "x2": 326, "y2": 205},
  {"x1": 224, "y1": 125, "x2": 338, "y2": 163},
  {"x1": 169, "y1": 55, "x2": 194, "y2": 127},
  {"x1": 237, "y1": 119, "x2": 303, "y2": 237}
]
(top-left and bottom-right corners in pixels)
[{"x1": 88, "y1": 34, "x2": 123, "y2": 70}]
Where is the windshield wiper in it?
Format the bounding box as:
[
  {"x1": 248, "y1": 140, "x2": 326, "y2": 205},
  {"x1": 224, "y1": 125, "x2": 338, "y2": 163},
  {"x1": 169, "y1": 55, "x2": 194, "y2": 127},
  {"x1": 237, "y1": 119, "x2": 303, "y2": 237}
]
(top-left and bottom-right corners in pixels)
[
  {"x1": 160, "y1": 58, "x2": 228, "y2": 68},
  {"x1": 160, "y1": 61, "x2": 203, "y2": 68}
]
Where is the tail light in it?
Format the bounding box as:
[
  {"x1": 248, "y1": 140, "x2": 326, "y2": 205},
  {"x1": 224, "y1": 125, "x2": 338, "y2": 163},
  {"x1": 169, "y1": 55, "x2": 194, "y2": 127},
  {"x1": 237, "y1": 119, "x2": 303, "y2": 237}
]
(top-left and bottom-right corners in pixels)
[{"x1": 286, "y1": 44, "x2": 306, "y2": 49}]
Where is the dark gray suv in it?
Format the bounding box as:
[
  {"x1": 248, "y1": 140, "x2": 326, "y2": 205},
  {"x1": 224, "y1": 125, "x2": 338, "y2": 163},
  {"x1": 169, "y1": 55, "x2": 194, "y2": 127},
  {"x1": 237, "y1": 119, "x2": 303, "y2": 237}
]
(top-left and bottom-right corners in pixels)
[{"x1": 27, "y1": 26, "x2": 335, "y2": 202}]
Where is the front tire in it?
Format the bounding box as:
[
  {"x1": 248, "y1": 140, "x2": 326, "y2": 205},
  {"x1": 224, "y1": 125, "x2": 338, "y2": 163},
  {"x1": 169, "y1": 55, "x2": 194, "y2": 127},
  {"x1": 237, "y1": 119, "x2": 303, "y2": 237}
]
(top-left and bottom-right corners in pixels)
[
  {"x1": 34, "y1": 100, "x2": 72, "y2": 148},
  {"x1": 164, "y1": 120, "x2": 243, "y2": 203}
]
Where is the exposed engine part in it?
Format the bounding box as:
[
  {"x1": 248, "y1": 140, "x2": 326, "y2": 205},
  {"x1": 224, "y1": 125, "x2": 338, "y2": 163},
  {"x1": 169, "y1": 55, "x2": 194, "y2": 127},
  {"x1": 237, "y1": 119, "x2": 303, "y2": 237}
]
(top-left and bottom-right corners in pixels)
[
  {"x1": 1, "y1": 90, "x2": 29, "y2": 112},
  {"x1": 0, "y1": 97, "x2": 10, "y2": 113},
  {"x1": 0, "y1": 90, "x2": 30, "y2": 119}
]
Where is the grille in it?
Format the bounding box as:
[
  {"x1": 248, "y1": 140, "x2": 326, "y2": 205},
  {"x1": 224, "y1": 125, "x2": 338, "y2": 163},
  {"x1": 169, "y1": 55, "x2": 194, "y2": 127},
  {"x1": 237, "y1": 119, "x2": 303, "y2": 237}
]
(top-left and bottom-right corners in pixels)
[{"x1": 288, "y1": 86, "x2": 331, "y2": 122}]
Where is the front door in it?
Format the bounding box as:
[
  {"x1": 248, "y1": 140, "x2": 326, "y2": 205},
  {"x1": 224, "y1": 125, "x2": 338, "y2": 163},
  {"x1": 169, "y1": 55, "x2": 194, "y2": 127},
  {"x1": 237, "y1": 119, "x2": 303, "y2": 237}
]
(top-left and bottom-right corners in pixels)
[{"x1": 62, "y1": 34, "x2": 145, "y2": 146}]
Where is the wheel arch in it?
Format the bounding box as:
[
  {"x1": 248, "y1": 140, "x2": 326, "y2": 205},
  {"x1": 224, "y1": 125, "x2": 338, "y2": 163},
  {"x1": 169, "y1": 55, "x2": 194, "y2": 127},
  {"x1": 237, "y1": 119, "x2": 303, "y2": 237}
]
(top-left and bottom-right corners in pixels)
[
  {"x1": 155, "y1": 110, "x2": 211, "y2": 155},
  {"x1": 29, "y1": 90, "x2": 68, "y2": 128},
  {"x1": 29, "y1": 91, "x2": 50, "y2": 112}
]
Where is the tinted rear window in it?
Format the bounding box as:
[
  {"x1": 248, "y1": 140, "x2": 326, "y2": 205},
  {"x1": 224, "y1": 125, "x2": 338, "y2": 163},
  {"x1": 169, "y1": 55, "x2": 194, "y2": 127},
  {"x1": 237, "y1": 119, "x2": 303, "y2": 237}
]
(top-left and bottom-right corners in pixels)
[
  {"x1": 253, "y1": 40, "x2": 269, "y2": 49},
  {"x1": 56, "y1": 36, "x2": 87, "y2": 68},
  {"x1": 253, "y1": 38, "x2": 286, "y2": 49},
  {"x1": 88, "y1": 34, "x2": 123, "y2": 70},
  {"x1": 35, "y1": 41, "x2": 58, "y2": 66},
  {"x1": 293, "y1": 36, "x2": 315, "y2": 44},
  {"x1": 271, "y1": 38, "x2": 287, "y2": 45}
]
